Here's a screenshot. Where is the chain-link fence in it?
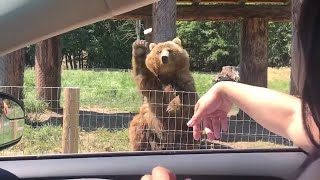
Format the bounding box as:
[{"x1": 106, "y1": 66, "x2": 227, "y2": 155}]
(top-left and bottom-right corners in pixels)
[{"x1": 0, "y1": 85, "x2": 293, "y2": 156}]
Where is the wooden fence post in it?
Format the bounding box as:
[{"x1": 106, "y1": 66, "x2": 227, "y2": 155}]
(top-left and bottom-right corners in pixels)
[
  {"x1": 10, "y1": 120, "x2": 17, "y2": 139},
  {"x1": 62, "y1": 87, "x2": 80, "y2": 154}
]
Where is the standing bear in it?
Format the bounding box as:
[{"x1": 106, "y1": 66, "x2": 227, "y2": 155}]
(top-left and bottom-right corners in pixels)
[{"x1": 128, "y1": 37, "x2": 202, "y2": 151}]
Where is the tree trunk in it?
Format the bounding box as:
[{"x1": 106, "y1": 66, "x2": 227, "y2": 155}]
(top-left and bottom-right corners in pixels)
[
  {"x1": 239, "y1": 17, "x2": 268, "y2": 87},
  {"x1": 152, "y1": 0, "x2": 177, "y2": 43},
  {"x1": 64, "y1": 55, "x2": 69, "y2": 70},
  {"x1": 0, "y1": 48, "x2": 25, "y2": 99},
  {"x1": 81, "y1": 56, "x2": 84, "y2": 69},
  {"x1": 68, "y1": 55, "x2": 73, "y2": 69},
  {"x1": 35, "y1": 36, "x2": 62, "y2": 109},
  {"x1": 73, "y1": 56, "x2": 77, "y2": 69},
  {"x1": 222, "y1": 17, "x2": 288, "y2": 145},
  {"x1": 290, "y1": 0, "x2": 302, "y2": 97}
]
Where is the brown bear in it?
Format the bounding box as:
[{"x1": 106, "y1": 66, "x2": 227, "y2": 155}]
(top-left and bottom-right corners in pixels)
[{"x1": 128, "y1": 37, "x2": 202, "y2": 151}]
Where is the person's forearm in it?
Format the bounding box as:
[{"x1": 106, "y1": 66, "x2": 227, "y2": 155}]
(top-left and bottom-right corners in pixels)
[{"x1": 216, "y1": 81, "x2": 315, "y2": 152}]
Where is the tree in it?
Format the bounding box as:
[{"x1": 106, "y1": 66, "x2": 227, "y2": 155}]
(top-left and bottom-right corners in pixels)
[
  {"x1": 25, "y1": 19, "x2": 292, "y2": 71},
  {"x1": 61, "y1": 20, "x2": 136, "y2": 69},
  {"x1": 239, "y1": 18, "x2": 268, "y2": 88},
  {"x1": 152, "y1": 0, "x2": 177, "y2": 42},
  {"x1": 290, "y1": 0, "x2": 302, "y2": 96},
  {"x1": 236, "y1": 18, "x2": 268, "y2": 121},
  {"x1": 35, "y1": 35, "x2": 62, "y2": 109},
  {"x1": 0, "y1": 48, "x2": 25, "y2": 99},
  {"x1": 177, "y1": 21, "x2": 240, "y2": 72},
  {"x1": 268, "y1": 22, "x2": 291, "y2": 68}
]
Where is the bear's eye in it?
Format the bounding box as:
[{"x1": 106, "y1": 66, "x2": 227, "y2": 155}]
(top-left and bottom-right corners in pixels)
[
  {"x1": 168, "y1": 49, "x2": 175, "y2": 56},
  {"x1": 157, "y1": 50, "x2": 162, "y2": 54}
]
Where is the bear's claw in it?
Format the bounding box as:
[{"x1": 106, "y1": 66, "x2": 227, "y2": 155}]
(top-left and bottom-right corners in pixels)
[{"x1": 132, "y1": 40, "x2": 148, "y2": 57}]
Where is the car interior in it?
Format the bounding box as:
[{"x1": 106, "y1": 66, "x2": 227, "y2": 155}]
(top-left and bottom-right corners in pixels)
[{"x1": 0, "y1": 0, "x2": 306, "y2": 180}]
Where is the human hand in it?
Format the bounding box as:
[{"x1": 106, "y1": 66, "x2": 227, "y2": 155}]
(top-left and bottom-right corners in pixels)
[
  {"x1": 141, "y1": 166, "x2": 176, "y2": 180},
  {"x1": 3, "y1": 101, "x2": 9, "y2": 116},
  {"x1": 187, "y1": 83, "x2": 232, "y2": 141}
]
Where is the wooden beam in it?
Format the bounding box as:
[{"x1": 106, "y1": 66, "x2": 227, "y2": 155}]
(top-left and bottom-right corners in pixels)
[
  {"x1": 114, "y1": 4, "x2": 291, "y2": 22},
  {"x1": 177, "y1": 0, "x2": 289, "y2": 3},
  {"x1": 290, "y1": 0, "x2": 301, "y2": 96},
  {"x1": 238, "y1": 0, "x2": 247, "y2": 5}
]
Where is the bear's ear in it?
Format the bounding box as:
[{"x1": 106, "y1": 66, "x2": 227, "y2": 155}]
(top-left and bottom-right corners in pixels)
[
  {"x1": 172, "y1": 37, "x2": 182, "y2": 47},
  {"x1": 149, "y1": 43, "x2": 156, "y2": 50}
]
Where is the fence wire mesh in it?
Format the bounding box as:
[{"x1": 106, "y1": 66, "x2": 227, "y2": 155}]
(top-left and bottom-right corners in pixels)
[{"x1": 0, "y1": 85, "x2": 294, "y2": 156}]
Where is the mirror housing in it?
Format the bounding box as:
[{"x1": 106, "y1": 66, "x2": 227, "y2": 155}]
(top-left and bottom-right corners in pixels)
[{"x1": 0, "y1": 92, "x2": 25, "y2": 151}]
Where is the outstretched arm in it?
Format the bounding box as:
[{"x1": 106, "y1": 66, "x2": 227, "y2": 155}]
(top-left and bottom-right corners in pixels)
[{"x1": 188, "y1": 81, "x2": 319, "y2": 153}]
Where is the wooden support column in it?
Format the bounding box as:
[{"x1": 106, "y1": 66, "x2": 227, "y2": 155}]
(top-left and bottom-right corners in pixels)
[
  {"x1": 152, "y1": 0, "x2": 177, "y2": 43},
  {"x1": 239, "y1": 17, "x2": 268, "y2": 88},
  {"x1": 290, "y1": 0, "x2": 303, "y2": 148},
  {"x1": 290, "y1": 0, "x2": 302, "y2": 97},
  {"x1": 223, "y1": 17, "x2": 292, "y2": 146},
  {"x1": 62, "y1": 87, "x2": 80, "y2": 154},
  {"x1": 237, "y1": 17, "x2": 268, "y2": 121}
]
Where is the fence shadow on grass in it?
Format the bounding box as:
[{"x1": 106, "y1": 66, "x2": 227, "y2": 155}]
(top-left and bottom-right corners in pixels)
[{"x1": 25, "y1": 108, "x2": 136, "y2": 132}]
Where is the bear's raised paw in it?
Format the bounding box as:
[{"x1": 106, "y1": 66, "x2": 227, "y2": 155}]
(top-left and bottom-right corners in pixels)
[{"x1": 132, "y1": 40, "x2": 148, "y2": 57}]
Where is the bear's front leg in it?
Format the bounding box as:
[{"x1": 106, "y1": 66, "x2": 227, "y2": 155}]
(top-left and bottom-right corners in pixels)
[
  {"x1": 131, "y1": 40, "x2": 149, "y2": 78},
  {"x1": 131, "y1": 40, "x2": 162, "y2": 98}
]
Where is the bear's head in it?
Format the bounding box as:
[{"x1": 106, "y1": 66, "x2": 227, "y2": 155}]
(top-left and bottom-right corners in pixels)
[{"x1": 145, "y1": 37, "x2": 190, "y2": 76}]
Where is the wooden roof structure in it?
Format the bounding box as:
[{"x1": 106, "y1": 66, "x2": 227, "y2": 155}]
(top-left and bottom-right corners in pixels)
[{"x1": 115, "y1": 0, "x2": 291, "y2": 22}]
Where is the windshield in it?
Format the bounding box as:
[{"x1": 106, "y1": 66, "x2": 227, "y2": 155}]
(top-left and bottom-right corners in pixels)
[{"x1": 0, "y1": 0, "x2": 294, "y2": 156}]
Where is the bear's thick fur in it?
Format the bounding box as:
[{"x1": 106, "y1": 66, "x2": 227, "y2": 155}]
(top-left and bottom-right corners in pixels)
[{"x1": 128, "y1": 38, "x2": 202, "y2": 151}]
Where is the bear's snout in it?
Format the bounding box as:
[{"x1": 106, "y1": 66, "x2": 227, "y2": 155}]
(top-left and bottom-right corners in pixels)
[
  {"x1": 161, "y1": 50, "x2": 170, "y2": 64},
  {"x1": 162, "y1": 56, "x2": 169, "y2": 64}
]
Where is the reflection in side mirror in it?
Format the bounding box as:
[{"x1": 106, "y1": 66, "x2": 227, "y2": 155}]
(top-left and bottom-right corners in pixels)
[
  {"x1": 1, "y1": 99, "x2": 25, "y2": 120},
  {"x1": 0, "y1": 93, "x2": 25, "y2": 151}
]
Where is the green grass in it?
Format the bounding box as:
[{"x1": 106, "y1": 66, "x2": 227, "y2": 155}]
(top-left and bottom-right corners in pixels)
[
  {"x1": 1, "y1": 67, "x2": 291, "y2": 156},
  {"x1": 23, "y1": 69, "x2": 216, "y2": 113},
  {"x1": 267, "y1": 67, "x2": 291, "y2": 94},
  {"x1": 3, "y1": 125, "x2": 129, "y2": 155},
  {"x1": 23, "y1": 68, "x2": 290, "y2": 113}
]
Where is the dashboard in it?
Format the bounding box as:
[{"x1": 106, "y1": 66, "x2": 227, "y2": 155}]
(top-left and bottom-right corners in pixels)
[{"x1": 0, "y1": 148, "x2": 306, "y2": 180}]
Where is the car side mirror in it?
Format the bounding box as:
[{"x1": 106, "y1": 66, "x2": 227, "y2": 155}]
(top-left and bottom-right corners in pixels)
[{"x1": 0, "y1": 92, "x2": 25, "y2": 151}]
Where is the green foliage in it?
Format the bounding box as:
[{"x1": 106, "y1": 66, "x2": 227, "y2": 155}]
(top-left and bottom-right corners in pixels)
[
  {"x1": 177, "y1": 21, "x2": 240, "y2": 72},
  {"x1": 11, "y1": 125, "x2": 63, "y2": 154},
  {"x1": 61, "y1": 20, "x2": 137, "y2": 69},
  {"x1": 24, "y1": 20, "x2": 292, "y2": 71},
  {"x1": 4, "y1": 125, "x2": 130, "y2": 154},
  {"x1": 25, "y1": 45, "x2": 35, "y2": 67},
  {"x1": 23, "y1": 69, "x2": 50, "y2": 113},
  {"x1": 268, "y1": 22, "x2": 292, "y2": 67}
]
